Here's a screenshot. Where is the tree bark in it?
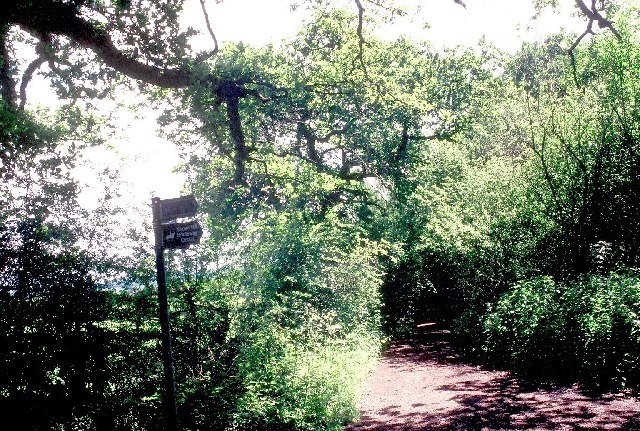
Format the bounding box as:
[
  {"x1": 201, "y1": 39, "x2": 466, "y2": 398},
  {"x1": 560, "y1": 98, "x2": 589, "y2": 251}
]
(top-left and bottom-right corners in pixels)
[
  {"x1": 0, "y1": 25, "x2": 16, "y2": 108},
  {"x1": 4, "y1": 0, "x2": 193, "y2": 89}
]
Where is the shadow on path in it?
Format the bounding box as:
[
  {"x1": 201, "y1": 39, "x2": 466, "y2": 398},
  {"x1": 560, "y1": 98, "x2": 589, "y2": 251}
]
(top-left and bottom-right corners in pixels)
[{"x1": 347, "y1": 323, "x2": 640, "y2": 431}]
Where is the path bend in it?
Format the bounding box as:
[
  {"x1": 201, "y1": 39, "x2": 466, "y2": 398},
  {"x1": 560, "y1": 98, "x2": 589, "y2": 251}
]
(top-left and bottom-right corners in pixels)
[{"x1": 347, "y1": 322, "x2": 640, "y2": 431}]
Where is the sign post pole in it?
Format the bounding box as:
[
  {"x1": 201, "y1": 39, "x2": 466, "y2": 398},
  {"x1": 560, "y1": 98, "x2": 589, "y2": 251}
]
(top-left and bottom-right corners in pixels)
[{"x1": 152, "y1": 197, "x2": 178, "y2": 431}]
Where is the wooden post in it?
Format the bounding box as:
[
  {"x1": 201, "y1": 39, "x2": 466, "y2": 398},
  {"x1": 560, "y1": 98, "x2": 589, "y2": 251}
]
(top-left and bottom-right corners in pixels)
[{"x1": 152, "y1": 197, "x2": 178, "y2": 431}]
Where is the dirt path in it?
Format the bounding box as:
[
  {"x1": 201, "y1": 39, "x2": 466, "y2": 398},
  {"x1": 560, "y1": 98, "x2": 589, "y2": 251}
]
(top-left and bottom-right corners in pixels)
[{"x1": 346, "y1": 323, "x2": 640, "y2": 431}]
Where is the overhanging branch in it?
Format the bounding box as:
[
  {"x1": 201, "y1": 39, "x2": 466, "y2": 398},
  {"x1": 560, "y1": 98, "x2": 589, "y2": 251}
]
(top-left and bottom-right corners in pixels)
[
  {"x1": 197, "y1": 0, "x2": 219, "y2": 63},
  {"x1": 574, "y1": 0, "x2": 621, "y2": 40},
  {"x1": 568, "y1": 0, "x2": 622, "y2": 88},
  {"x1": 354, "y1": 0, "x2": 368, "y2": 77},
  {"x1": 0, "y1": 26, "x2": 17, "y2": 108},
  {"x1": 19, "y1": 55, "x2": 46, "y2": 110},
  {"x1": 8, "y1": 1, "x2": 193, "y2": 89}
]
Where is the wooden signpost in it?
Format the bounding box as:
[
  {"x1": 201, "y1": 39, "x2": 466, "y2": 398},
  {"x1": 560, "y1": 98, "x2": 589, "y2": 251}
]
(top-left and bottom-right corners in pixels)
[
  {"x1": 162, "y1": 221, "x2": 203, "y2": 249},
  {"x1": 152, "y1": 195, "x2": 202, "y2": 431},
  {"x1": 158, "y1": 195, "x2": 198, "y2": 220}
]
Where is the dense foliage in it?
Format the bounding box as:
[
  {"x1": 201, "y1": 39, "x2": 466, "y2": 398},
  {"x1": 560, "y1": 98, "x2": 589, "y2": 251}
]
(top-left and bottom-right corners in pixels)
[
  {"x1": 391, "y1": 11, "x2": 640, "y2": 393},
  {"x1": 483, "y1": 272, "x2": 640, "y2": 390},
  {"x1": 2, "y1": 1, "x2": 640, "y2": 430}
]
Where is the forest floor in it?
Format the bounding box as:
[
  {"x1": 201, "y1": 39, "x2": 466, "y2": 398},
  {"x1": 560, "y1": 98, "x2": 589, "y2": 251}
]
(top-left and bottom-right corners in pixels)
[{"x1": 346, "y1": 322, "x2": 640, "y2": 431}]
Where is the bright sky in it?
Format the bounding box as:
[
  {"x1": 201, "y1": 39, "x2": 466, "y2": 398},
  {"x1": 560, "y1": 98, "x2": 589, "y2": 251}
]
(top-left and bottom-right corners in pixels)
[
  {"x1": 69, "y1": 0, "x2": 586, "y2": 215},
  {"x1": 183, "y1": 0, "x2": 584, "y2": 51},
  {"x1": 405, "y1": 0, "x2": 583, "y2": 51}
]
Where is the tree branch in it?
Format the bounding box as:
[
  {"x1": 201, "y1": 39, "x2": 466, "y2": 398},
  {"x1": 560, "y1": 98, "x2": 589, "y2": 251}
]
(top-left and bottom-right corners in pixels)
[
  {"x1": 296, "y1": 122, "x2": 372, "y2": 181},
  {"x1": 568, "y1": 20, "x2": 594, "y2": 88},
  {"x1": 9, "y1": 1, "x2": 193, "y2": 88},
  {"x1": 394, "y1": 123, "x2": 409, "y2": 162},
  {"x1": 198, "y1": 0, "x2": 219, "y2": 58},
  {"x1": 0, "y1": 26, "x2": 17, "y2": 109},
  {"x1": 567, "y1": 1, "x2": 621, "y2": 88},
  {"x1": 574, "y1": 0, "x2": 621, "y2": 40},
  {"x1": 354, "y1": 0, "x2": 369, "y2": 77},
  {"x1": 296, "y1": 123, "x2": 323, "y2": 165},
  {"x1": 18, "y1": 55, "x2": 46, "y2": 110},
  {"x1": 223, "y1": 94, "x2": 249, "y2": 185}
]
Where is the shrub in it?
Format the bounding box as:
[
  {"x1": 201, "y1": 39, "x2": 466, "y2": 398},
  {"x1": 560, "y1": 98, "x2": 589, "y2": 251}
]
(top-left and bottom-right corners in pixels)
[
  {"x1": 482, "y1": 271, "x2": 640, "y2": 390},
  {"x1": 231, "y1": 330, "x2": 379, "y2": 431},
  {"x1": 223, "y1": 211, "x2": 384, "y2": 430},
  {"x1": 482, "y1": 276, "x2": 571, "y2": 382},
  {"x1": 568, "y1": 272, "x2": 640, "y2": 390}
]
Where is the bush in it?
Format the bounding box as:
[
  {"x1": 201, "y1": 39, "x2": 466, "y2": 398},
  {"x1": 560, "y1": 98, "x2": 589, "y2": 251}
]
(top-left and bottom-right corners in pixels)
[
  {"x1": 482, "y1": 271, "x2": 640, "y2": 391},
  {"x1": 569, "y1": 272, "x2": 640, "y2": 390},
  {"x1": 231, "y1": 329, "x2": 379, "y2": 431},
  {"x1": 222, "y1": 211, "x2": 384, "y2": 430},
  {"x1": 482, "y1": 276, "x2": 570, "y2": 382},
  {"x1": 0, "y1": 219, "x2": 114, "y2": 430}
]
